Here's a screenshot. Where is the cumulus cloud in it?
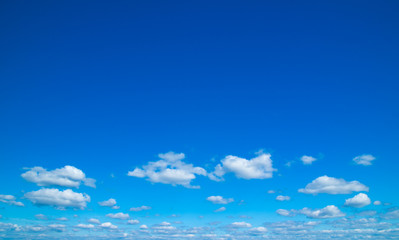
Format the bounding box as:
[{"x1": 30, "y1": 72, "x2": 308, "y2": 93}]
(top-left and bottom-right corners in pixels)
[
  {"x1": 276, "y1": 195, "x2": 290, "y2": 201},
  {"x1": 76, "y1": 224, "x2": 95, "y2": 229},
  {"x1": 276, "y1": 209, "x2": 293, "y2": 217},
  {"x1": 374, "y1": 200, "x2": 382, "y2": 205},
  {"x1": 299, "y1": 205, "x2": 345, "y2": 219},
  {"x1": 249, "y1": 226, "x2": 267, "y2": 234},
  {"x1": 298, "y1": 175, "x2": 369, "y2": 194},
  {"x1": 128, "y1": 219, "x2": 140, "y2": 225},
  {"x1": 353, "y1": 154, "x2": 376, "y2": 166},
  {"x1": 0, "y1": 194, "x2": 24, "y2": 207},
  {"x1": 344, "y1": 193, "x2": 371, "y2": 208},
  {"x1": 21, "y1": 165, "x2": 96, "y2": 188},
  {"x1": 301, "y1": 155, "x2": 317, "y2": 165},
  {"x1": 127, "y1": 152, "x2": 206, "y2": 188},
  {"x1": 209, "y1": 153, "x2": 276, "y2": 181},
  {"x1": 129, "y1": 205, "x2": 151, "y2": 211},
  {"x1": 100, "y1": 222, "x2": 117, "y2": 229},
  {"x1": 88, "y1": 218, "x2": 100, "y2": 224},
  {"x1": 24, "y1": 188, "x2": 90, "y2": 209},
  {"x1": 206, "y1": 196, "x2": 234, "y2": 204},
  {"x1": 214, "y1": 207, "x2": 226, "y2": 212},
  {"x1": 98, "y1": 198, "x2": 119, "y2": 209},
  {"x1": 106, "y1": 212, "x2": 130, "y2": 220},
  {"x1": 229, "y1": 222, "x2": 252, "y2": 228}
]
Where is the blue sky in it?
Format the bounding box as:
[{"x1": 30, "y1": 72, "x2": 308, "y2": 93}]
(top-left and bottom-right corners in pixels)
[{"x1": 1, "y1": 0, "x2": 399, "y2": 239}]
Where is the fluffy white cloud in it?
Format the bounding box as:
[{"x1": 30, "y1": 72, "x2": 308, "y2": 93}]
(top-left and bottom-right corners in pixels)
[
  {"x1": 21, "y1": 166, "x2": 96, "y2": 188},
  {"x1": 214, "y1": 207, "x2": 226, "y2": 212},
  {"x1": 344, "y1": 193, "x2": 371, "y2": 208},
  {"x1": 24, "y1": 188, "x2": 90, "y2": 209},
  {"x1": 76, "y1": 224, "x2": 95, "y2": 229},
  {"x1": 373, "y1": 200, "x2": 382, "y2": 205},
  {"x1": 0, "y1": 194, "x2": 24, "y2": 207},
  {"x1": 229, "y1": 222, "x2": 252, "y2": 228},
  {"x1": 106, "y1": 212, "x2": 130, "y2": 220},
  {"x1": 206, "y1": 196, "x2": 234, "y2": 204},
  {"x1": 276, "y1": 195, "x2": 290, "y2": 201},
  {"x1": 298, "y1": 175, "x2": 369, "y2": 194},
  {"x1": 129, "y1": 205, "x2": 151, "y2": 211},
  {"x1": 276, "y1": 209, "x2": 293, "y2": 217},
  {"x1": 98, "y1": 198, "x2": 119, "y2": 209},
  {"x1": 100, "y1": 222, "x2": 117, "y2": 229},
  {"x1": 127, "y1": 152, "x2": 206, "y2": 188},
  {"x1": 353, "y1": 154, "x2": 376, "y2": 166},
  {"x1": 249, "y1": 226, "x2": 267, "y2": 234},
  {"x1": 301, "y1": 155, "x2": 317, "y2": 165},
  {"x1": 128, "y1": 219, "x2": 140, "y2": 224},
  {"x1": 88, "y1": 218, "x2": 100, "y2": 224},
  {"x1": 140, "y1": 224, "x2": 148, "y2": 229},
  {"x1": 209, "y1": 153, "x2": 276, "y2": 181},
  {"x1": 299, "y1": 205, "x2": 345, "y2": 219}
]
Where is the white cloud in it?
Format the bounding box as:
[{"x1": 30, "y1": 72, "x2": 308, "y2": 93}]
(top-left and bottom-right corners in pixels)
[
  {"x1": 76, "y1": 224, "x2": 95, "y2": 229},
  {"x1": 106, "y1": 212, "x2": 130, "y2": 220},
  {"x1": 24, "y1": 188, "x2": 90, "y2": 209},
  {"x1": 98, "y1": 198, "x2": 117, "y2": 208},
  {"x1": 129, "y1": 205, "x2": 151, "y2": 211},
  {"x1": 267, "y1": 190, "x2": 275, "y2": 194},
  {"x1": 140, "y1": 224, "x2": 148, "y2": 229},
  {"x1": 56, "y1": 217, "x2": 68, "y2": 221},
  {"x1": 229, "y1": 222, "x2": 252, "y2": 228},
  {"x1": 206, "y1": 196, "x2": 234, "y2": 204},
  {"x1": 214, "y1": 207, "x2": 226, "y2": 212},
  {"x1": 0, "y1": 194, "x2": 24, "y2": 207},
  {"x1": 209, "y1": 153, "x2": 276, "y2": 181},
  {"x1": 382, "y1": 209, "x2": 399, "y2": 219},
  {"x1": 344, "y1": 193, "x2": 371, "y2": 208},
  {"x1": 88, "y1": 218, "x2": 100, "y2": 224},
  {"x1": 276, "y1": 209, "x2": 293, "y2": 217},
  {"x1": 21, "y1": 165, "x2": 96, "y2": 188},
  {"x1": 301, "y1": 155, "x2": 317, "y2": 165},
  {"x1": 299, "y1": 205, "x2": 345, "y2": 219},
  {"x1": 127, "y1": 152, "x2": 206, "y2": 188},
  {"x1": 298, "y1": 175, "x2": 369, "y2": 194},
  {"x1": 373, "y1": 200, "x2": 382, "y2": 205},
  {"x1": 35, "y1": 214, "x2": 48, "y2": 220},
  {"x1": 353, "y1": 154, "x2": 376, "y2": 166},
  {"x1": 276, "y1": 195, "x2": 290, "y2": 201},
  {"x1": 249, "y1": 226, "x2": 267, "y2": 234},
  {"x1": 100, "y1": 222, "x2": 118, "y2": 229},
  {"x1": 128, "y1": 219, "x2": 140, "y2": 225}
]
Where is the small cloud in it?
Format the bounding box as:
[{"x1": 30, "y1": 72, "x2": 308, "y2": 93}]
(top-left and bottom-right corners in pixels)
[
  {"x1": 56, "y1": 217, "x2": 68, "y2": 221},
  {"x1": 139, "y1": 224, "x2": 148, "y2": 229},
  {"x1": 229, "y1": 222, "x2": 252, "y2": 228},
  {"x1": 299, "y1": 205, "x2": 345, "y2": 219},
  {"x1": 129, "y1": 205, "x2": 151, "y2": 212},
  {"x1": 353, "y1": 154, "x2": 376, "y2": 166},
  {"x1": 276, "y1": 195, "x2": 290, "y2": 201},
  {"x1": 267, "y1": 190, "x2": 275, "y2": 194},
  {"x1": 373, "y1": 200, "x2": 382, "y2": 205},
  {"x1": 128, "y1": 219, "x2": 140, "y2": 225},
  {"x1": 76, "y1": 224, "x2": 95, "y2": 229},
  {"x1": 214, "y1": 207, "x2": 226, "y2": 212},
  {"x1": 207, "y1": 196, "x2": 234, "y2": 204},
  {"x1": 98, "y1": 198, "x2": 117, "y2": 207},
  {"x1": 298, "y1": 175, "x2": 369, "y2": 194},
  {"x1": 106, "y1": 212, "x2": 130, "y2": 220},
  {"x1": 88, "y1": 218, "x2": 101, "y2": 224},
  {"x1": 35, "y1": 214, "x2": 48, "y2": 220},
  {"x1": 344, "y1": 193, "x2": 371, "y2": 208},
  {"x1": 0, "y1": 194, "x2": 24, "y2": 207},
  {"x1": 100, "y1": 222, "x2": 118, "y2": 229},
  {"x1": 276, "y1": 209, "x2": 294, "y2": 217},
  {"x1": 25, "y1": 188, "x2": 90, "y2": 209},
  {"x1": 300, "y1": 155, "x2": 317, "y2": 165}
]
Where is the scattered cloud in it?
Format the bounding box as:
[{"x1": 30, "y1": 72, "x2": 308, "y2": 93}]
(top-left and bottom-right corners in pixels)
[
  {"x1": 209, "y1": 153, "x2": 276, "y2": 181},
  {"x1": 21, "y1": 165, "x2": 96, "y2": 188},
  {"x1": 206, "y1": 196, "x2": 234, "y2": 204},
  {"x1": 267, "y1": 190, "x2": 275, "y2": 194},
  {"x1": 24, "y1": 188, "x2": 90, "y2": 209},
  {"x1": 353, "y1": 154, "x2": 376, "y2": 166},
  {"x1": 88, "y1": 218, "x2": 100, "y2": 224},
  {"x1": 229, "y1": 222, "x2": 252, "y2": 228},
  {"x1": 127, "y1": 152, "x2": 206, "y2": 189},
  {"x1": 214, "y1": 207, "x2": 226, "y2": 212},
  {"x1": 298, "y1": 175, "x2": 369, "y2": 194},
  {"x1": 276, "y1": 209, "x2": 293, "y2": 217},
  {"x1": 35, "y1": 214, "x2": 48, "y2": 220},
  {"x1": 129, "y1": 205, "x2": 151, "y2": 211},
  {"x1": 373, "y1": 200, "x2": 382, "y2": 205},
  {"x1": 56, "y1": 217, "x2": 68, "y2": 221},
  {"x1": 276, "y1": 195, "x2": 290, "y2": 201},
  {"x1": 100, "y1": 222, "x2": 118, "y2": 229},
  {"x1": 344, "y1": 193, "x2": 371, "y2": 208},
  {"x1": 0, "y1": 194, "x2": 24, "y2": 207},
  {"x1": 98, "y1": 198, "x2": 119, "y2": 209},
  {"x1": 301, "y1": 155, "x2": 317, "y2": 165},
  {"x1": 128, "y1": 219, "x2": 140, "y2": 224},
  {"x1": 382, "y1": 209, "x2": 399, "y2": 219},
  {"x1": 299, "y1": 205, "x2": 345, "y2": 219},
  {"x1": 106, "y1": 212, "x2": 130, "y2": 220},
  {"x1": 75, "y1": 224, "x2": 95, "y2": 229}
]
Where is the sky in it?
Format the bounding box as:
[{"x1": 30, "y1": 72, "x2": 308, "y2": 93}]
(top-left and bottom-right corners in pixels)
[{"x1": 0, "y1": 0, "x2": 399, "y2": 239}]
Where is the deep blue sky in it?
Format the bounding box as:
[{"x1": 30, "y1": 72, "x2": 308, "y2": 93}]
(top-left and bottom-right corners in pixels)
[{"x1": 0, "y1": 1, "x2": 398, "y2": 239}]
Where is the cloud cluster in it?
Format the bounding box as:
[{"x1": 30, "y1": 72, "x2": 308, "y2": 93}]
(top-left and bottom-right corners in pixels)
[
  {"x1": 298, "y1": 175, "x2": 369, "y2": 194},
  {"x1": 128, "y1": 152, "x2": 206, "y2": 188},
  {"x1": 353, "y1": 154, "x2": 376, "y2": 166},
  {"x1": 21, "y1": 166, "x2": 96, "y2": 188},
  {"x1": 209, "y1": 153, "x2": 276, "y2": 181},
  {"x1": 344, "y1": 193, "x2": 371, "y2": 208},
  {"x1": 207, "y1": 196, "x2": 234, "y2": 204},
  {"x1": 24, "y1": 188, "x2": 90, "y2": 209},
  {"x1": 0, "y1": 194, "x2": 24, "y2": 207}
]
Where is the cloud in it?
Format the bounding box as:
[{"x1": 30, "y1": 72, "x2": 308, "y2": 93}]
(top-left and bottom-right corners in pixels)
[
  {"x1": 229, "y1": 222, "x2": 252, "y2": 228},
  {"x1": 76, "y1": 224, "x2": 95, "y2": 229},
  {"x1": 214, "y1": 207, "x2": 226, "y2": 212},
  {"x1": 24, "y1": 188, "x2": 90, "y2": 209},
  {"x1": 276, "y1": 209, "x2": 293, "y2": 217},
  {"x1": 140, "y1": 224, "x2": 148, "y2": 229},
  {"x1": 127, "y1": 152, "x2": 206, "y2": 188},
  {"x1": 298, "y1": 175, "x2": 369, "y2": 194},
  {"x1": 276, "y1": 195, "x2": 290, "y2": 201},
  {"x1": 106, "y1": 212, "x2": 130, "y2": 220},
  {"x1": 299, "y1": 205, "x2": 345, "y2": 219},
  {"x1": 301, "y1": 155, "x2": 317, "y2": 165},
  {"x1": 267, "y1": 190, "x2": 275, "y2": 194},
  {"x1": 128, "y1": 219, "x2": 140, "y2": 225},
  {"x1": 249, "y1": 226, "x2": 267, "y2": 234},
  {"x1": 353, "y1": 154, "x2": 376, "y2": 166},
  {"x1": 0, "y1": 194, "x2": 24, "y2": 207},
  {"x1": 35, "y1": 214, "x2": 48, "y2": 220},
  {"x1": 21, "y1": 165, "x2": 96, "y2": 188},
  {"x1": 88, "y1": 218, "x2": 100, "y2": 224},
  {"x1": 100, "y1": 222, "x2": 118, "y2": 229},
  {"x1": 129, "y1": 205, "x2": 151, "y2": 211},
  {"x1": 382, "y1": 209, "x2": 399, "y2": 219},
  {"x1": 98, "y1": 198, "x2": 119, "y2": 209},
  {"x1": 56, "y1": 217, "x2": 68, "y2": 221},
  {"x1": 206, "y1": 196, "x2": 234, "y2": 204},
  {"x1": 344, "y1": 193, "x2": 371, "y2": 208},
  {"x1": 209, "y1": 153, "x2": 276, "y2": 181},
  {"x1": 373, "y1": 200, "x2": 382, "y2": 205}
]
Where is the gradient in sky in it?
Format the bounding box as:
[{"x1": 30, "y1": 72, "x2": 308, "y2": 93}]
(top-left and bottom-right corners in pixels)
[{"x1": 1, "y1": 0, "x2": 399, "y2": 239}]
